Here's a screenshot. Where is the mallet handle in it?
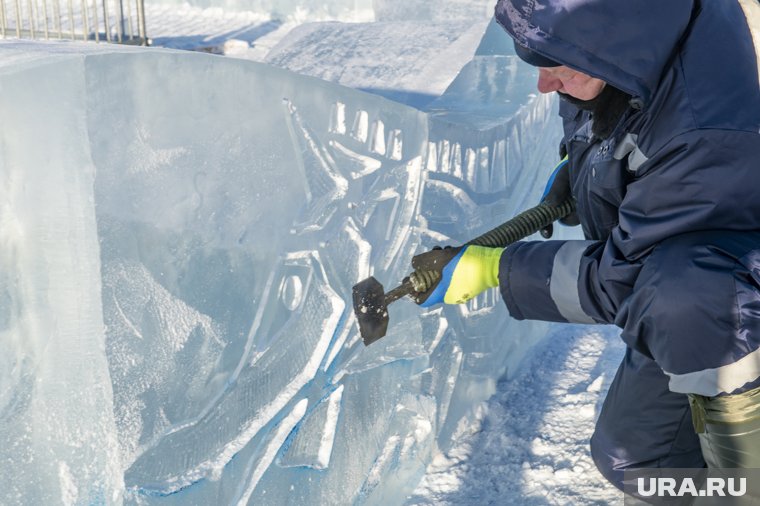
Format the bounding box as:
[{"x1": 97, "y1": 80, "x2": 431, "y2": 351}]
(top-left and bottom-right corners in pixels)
[
  {"x1": 386, "y1": 198, "x2": 576, "y2": 301},
  {"x1": 384, "y1": 278, "x2": 416, "y2": 306}
]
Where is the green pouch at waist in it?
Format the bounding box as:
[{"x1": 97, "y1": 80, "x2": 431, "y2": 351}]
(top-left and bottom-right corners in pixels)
[{"x1": 689, "y1": 385, "x2": 760, "y2": 468}]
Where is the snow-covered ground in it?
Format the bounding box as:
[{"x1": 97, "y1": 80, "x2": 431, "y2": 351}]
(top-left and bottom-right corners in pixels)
[
  {"x1": 409, "y1": 325, "x2": 624, "y2": 505},
  {"x1": 0, "y1": 1, "x2": 626, "y2": 504}
]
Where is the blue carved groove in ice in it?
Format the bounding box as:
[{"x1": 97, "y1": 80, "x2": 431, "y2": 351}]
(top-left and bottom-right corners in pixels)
[{"x1": 0, "y1": 22, "x2": 561, "y2": 505}]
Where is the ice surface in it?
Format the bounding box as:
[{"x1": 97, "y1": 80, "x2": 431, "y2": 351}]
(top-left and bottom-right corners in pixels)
[
  {"x1": 265, "y1": 20, "x2": 492, "y2": 108},
  {"x1": 0, "y1": 49, "x2": 124, "y2": 504},
  {"x1": 0, "y1": 20, "x2": 561, "y2": 504},
  {"x1": 279, "y1": 385, "x2": 343, "y2": 469}
]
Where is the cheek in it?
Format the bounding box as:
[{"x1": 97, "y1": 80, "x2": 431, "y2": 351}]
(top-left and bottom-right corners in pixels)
[{"x1": 565, "y1": 77, "x2": 605, "y2": 100}]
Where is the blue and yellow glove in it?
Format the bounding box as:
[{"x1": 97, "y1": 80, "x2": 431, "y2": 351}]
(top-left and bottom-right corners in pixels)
[
  {"x1": 411, "y1": 245, "x2": 504, "y2": 307},
  {"x1": 540, "y1": 155, "x2": 579, "y2": 238}
]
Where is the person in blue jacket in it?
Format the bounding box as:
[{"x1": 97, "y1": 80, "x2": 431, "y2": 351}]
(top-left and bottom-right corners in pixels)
[{"x1": 413, "y1": 0, "x2": 760, "y2": 489}]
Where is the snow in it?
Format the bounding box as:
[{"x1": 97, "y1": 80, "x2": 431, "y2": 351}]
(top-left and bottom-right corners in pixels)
[
  {"x1": 145, "y1": 3, "x2": 278, "y2": 51},
  {"x1": 408, "y1": 325, "x2": 625, "y2": 505},
  {"x1": 0, "y1": 1, "x2": 625, "y2": 504}
]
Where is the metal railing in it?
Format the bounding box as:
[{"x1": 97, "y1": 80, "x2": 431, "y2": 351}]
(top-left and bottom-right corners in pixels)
[{"x1": 0, "y1": 0, "x2": 147, "y2": 44}]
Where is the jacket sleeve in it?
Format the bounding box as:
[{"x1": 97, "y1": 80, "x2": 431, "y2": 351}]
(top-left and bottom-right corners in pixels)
[{"x1": 498, "y1": 128, "x2": 760, "y2": 328}]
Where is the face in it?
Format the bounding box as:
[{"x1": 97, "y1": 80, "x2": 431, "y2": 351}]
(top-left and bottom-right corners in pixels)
[{"x1": 537, "y1": 66, "x2": 606, "y2": 100}]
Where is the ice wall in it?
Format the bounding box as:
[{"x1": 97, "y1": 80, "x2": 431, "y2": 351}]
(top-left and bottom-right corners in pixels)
[
  {"x1": 0, "y1": 48, "x2": 126, "y2": 504},
  {"x1": 0, "y1": 32, "x2": 561, "y2": 505}
]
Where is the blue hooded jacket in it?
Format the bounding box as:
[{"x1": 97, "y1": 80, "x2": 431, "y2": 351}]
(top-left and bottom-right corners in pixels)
[{"x1": 494, "y1": 0, "x2": 760, "y2": 396}]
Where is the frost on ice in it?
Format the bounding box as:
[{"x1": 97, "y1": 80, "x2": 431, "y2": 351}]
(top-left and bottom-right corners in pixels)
[{"x1": 0, "y1": 18, "x2": 561, "y2": 505}]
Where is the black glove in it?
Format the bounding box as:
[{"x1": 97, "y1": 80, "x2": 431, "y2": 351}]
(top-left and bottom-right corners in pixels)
[{"x1": 540, "y1": 156, "x2": 579, "y2": 238}]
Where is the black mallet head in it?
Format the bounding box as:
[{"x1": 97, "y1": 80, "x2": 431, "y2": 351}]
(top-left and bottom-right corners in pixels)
[
  {"x1": 350, "y1": 199, "x2": 577, "y2": 346},
  {"x1": 352, "y1": 276, "x2": 390, "y2": 346}
]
